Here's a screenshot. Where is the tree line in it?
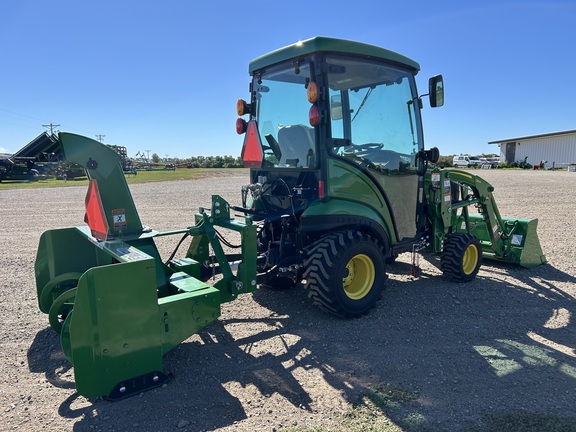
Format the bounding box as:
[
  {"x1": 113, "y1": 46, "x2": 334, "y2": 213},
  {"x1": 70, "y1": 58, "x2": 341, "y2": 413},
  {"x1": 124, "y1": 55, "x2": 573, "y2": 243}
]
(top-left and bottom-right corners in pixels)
[{"x1": 150, "y1": 154, "x2": 243, "y2": 168}]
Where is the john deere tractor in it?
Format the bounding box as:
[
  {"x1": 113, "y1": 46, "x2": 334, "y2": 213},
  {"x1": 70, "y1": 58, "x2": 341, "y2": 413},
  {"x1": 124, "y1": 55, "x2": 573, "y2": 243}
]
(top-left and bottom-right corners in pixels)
[
  {"x1": 34, "y1": 37, "x2": 546, "y2": 399},
  {"x1": 234, "y1": 37, "x2": 545, "y2": 317}
]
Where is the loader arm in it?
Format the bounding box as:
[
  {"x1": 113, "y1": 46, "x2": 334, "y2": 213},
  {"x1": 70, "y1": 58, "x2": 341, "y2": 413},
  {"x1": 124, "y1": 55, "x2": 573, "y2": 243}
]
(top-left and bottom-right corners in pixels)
[{"x1": 427, "y1": 169, "x2": 546, "y2": 268}]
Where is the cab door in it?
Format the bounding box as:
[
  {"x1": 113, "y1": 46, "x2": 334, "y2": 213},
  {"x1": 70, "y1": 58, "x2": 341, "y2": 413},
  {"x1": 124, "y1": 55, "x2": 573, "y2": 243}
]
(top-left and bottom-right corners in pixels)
[{"x1": 327, "y1": 56, "x2": 423, "y2": 241}]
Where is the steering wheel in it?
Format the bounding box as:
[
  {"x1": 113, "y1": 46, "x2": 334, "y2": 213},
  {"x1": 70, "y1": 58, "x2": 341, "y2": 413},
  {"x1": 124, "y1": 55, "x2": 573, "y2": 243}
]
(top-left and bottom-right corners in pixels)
[{"x1": 354, "y1": 142, "x2": 384, "y2": 151}]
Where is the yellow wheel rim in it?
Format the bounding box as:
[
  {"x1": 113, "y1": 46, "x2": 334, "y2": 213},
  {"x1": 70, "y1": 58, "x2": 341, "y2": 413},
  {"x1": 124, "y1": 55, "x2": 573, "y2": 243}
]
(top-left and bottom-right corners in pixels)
[
  {"x1": 462, "y1": 244, "x2": 479, "y2": 275},
  {"x1": 342, "y1": 254, "x2": 375, "y2": 300}
]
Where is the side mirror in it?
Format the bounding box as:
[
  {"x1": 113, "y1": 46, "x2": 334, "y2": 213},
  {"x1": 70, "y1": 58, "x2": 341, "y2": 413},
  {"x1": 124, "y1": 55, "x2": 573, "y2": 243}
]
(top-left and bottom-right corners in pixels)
[
  {"x1": 425, "y1": 147, "x2": 440, "y2": 164},
  {"x1": 330, "y1": 95, "x2": 343, "y2": 120},
  {"x1": 428, "y1": 75, "x2": 444, "y2": 108}
]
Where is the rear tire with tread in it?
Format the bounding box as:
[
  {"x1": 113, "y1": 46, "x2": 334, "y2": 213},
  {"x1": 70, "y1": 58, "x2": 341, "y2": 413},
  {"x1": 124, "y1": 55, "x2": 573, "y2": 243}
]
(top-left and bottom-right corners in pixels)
[{"x1": 303, "y1": 230, "x2": 387, "y2": 318}]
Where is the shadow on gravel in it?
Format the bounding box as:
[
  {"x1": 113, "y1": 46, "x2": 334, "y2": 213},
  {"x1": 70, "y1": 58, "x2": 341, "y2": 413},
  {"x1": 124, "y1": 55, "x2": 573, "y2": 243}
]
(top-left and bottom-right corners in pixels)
[
  {"x1": 247, "y1": 261, "x2": 576, "y2": 431},
  {"x1": 28, "y1": 327, "x2": 75, "y2": 390},
  {"x1": 27, "y1": 261, "x2": 576, "y2": 432}
]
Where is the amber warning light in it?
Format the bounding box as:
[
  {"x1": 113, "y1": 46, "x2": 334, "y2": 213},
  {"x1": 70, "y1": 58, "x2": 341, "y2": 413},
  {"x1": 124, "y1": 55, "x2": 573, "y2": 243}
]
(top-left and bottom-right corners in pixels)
[{"x1": 237, "y1": 98, "x2": 250, "y2": 116}]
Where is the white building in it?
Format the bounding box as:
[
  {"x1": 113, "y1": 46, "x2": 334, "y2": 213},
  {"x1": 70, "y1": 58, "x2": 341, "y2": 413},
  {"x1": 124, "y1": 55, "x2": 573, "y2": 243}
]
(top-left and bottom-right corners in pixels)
[{"x1": 488, "y1": 129, "x2": 576, "y2": 168}]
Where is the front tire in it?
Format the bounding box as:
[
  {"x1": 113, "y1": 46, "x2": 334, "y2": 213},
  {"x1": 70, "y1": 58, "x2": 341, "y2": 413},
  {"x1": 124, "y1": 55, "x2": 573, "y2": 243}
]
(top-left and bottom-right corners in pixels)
[
  {"x1": 303, "y1": 230, "x2": 387, "y2": 318},
  {"x1": 441, "y1": 233, "x2": 482, "y2": 282}
]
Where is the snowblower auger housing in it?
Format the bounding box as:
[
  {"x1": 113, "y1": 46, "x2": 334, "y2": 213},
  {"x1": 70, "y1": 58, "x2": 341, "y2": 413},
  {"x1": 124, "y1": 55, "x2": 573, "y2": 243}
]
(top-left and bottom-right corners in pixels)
[{"x1": 35, "y1": 133, "x2": 257, "y2": 399}]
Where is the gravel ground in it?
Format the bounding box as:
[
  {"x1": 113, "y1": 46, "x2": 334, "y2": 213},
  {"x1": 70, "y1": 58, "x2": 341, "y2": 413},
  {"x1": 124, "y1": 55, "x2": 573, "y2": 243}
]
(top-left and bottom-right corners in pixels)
[{"x1": 1, "y1": 169, "x2": 575, "y2": 432}]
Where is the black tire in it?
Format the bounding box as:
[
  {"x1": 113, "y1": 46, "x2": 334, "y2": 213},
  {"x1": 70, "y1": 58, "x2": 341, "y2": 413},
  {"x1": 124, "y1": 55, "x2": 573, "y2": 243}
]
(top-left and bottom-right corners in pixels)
[
  {"x1": 385, "y1": 253, "x2": 398, "y2": 264},
  {"x1": 303, "y1": 230, "x2": 387, "y2": 318},
  {"x1": 441, "y1": 233, "x2": 482, "y2": 282}
]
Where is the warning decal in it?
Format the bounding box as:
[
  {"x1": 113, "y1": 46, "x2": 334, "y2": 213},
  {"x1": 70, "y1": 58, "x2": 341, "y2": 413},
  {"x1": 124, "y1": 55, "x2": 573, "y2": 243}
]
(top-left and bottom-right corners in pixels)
[{"x1": 112, "y1": 208, "x2": 127, "y2": 231}]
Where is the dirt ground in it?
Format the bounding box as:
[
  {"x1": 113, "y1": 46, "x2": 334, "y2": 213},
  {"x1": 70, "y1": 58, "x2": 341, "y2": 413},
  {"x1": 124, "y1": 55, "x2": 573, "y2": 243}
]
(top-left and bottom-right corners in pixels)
[{"x1": 1, "y1": 169, "x2": 575, "y2": 432}]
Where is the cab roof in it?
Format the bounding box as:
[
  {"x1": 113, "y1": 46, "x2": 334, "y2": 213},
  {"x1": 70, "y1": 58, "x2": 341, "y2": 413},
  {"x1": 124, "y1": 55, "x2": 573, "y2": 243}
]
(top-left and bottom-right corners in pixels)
[{"x1": 248, "y1": 36, "x2": 420, "y2": 75}]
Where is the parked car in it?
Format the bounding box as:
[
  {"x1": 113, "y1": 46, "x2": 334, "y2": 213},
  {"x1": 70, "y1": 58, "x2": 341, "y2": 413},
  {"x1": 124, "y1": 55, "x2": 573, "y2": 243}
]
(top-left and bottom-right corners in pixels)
[
  {"x1": 453, "y1": 155, "x2": 482, "y2": 168},
  {"x1": 480, "y1": 157, "x2": 500, "y2": 168}
]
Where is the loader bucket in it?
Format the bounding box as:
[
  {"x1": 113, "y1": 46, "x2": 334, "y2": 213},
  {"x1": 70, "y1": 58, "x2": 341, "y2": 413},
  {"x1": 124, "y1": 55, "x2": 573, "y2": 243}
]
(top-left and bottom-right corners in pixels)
[
  {"x1": 34, "y1": 133, "x2": 257, "y2": 399},
  {"x1": 460, "y1": 214, "x2": 547, "y2": 269}
]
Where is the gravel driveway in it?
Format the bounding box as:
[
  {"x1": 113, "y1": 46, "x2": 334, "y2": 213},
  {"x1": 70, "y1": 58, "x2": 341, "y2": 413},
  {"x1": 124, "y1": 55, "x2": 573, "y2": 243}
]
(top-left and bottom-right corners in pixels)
[{"x1": 1, "y1": 169, "x2": 575, "y2": 431}]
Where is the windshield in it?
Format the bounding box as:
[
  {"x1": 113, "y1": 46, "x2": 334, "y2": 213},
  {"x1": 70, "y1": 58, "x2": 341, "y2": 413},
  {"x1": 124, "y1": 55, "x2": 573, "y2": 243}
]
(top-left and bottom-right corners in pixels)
[
  {"x1": 254, "y1": 62, "x2": 316, "y2": 168},
  {"x1": 327, "y1": 56, "x2": 421, "y2": 172}
]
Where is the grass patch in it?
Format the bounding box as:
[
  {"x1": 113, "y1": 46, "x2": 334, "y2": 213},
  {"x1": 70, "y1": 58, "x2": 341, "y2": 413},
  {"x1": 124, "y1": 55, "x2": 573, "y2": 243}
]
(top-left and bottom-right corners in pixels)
[
  {"x1": 0, "y1": 168, "x2": 248, "y2": 189},
  {"x1": 281, "y1": 404, "x2": 405, "y2": 432},
  {"x1": 282, "y1": 384, "x2": 422, "y2": 432},
  {"x1": 462, "y1": 411, "x2": 576, "y2": 432},
  {"x1": 283, "y1": 384, "x2": 576, "y2": 432}
]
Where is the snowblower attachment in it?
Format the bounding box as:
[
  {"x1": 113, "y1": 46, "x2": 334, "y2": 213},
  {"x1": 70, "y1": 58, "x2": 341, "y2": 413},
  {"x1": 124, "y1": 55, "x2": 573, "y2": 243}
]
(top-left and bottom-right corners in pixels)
[
  {"x1": 35, "y1": 133, "x2": 257, "y2": 399},
  {"x1": 428, "y1": 169, "x2": 547, "y2": 268}
]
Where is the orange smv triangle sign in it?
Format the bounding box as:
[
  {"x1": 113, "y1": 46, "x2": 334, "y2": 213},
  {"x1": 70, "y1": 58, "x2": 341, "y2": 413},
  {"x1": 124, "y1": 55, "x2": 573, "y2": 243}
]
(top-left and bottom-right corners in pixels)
[{"x1": 84, "y1": 179, "x2": 109, "y2": 241}]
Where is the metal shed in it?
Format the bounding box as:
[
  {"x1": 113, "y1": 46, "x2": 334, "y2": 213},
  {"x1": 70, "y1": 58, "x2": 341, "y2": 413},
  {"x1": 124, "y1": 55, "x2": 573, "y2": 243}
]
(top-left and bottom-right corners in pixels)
[{"x1": 488, "y1": 129, "x2": 576, "y2": 168}]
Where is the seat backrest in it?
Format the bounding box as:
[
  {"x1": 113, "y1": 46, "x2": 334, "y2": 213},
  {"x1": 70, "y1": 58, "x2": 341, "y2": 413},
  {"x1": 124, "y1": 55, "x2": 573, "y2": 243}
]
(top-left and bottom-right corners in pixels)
[{"x1": 277, "y1": 125, "x2": 315, "y2": 167}]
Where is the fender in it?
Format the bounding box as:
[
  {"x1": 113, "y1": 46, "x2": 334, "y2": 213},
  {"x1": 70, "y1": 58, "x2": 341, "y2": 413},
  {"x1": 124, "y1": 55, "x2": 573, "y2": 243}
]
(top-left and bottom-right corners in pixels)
[{"x1": 301, "y1": 199, "x2": 393, "y2": 250}]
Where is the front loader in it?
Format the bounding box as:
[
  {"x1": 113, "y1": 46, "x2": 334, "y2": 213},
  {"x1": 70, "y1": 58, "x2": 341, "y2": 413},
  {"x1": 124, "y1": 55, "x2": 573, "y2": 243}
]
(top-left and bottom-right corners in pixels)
[{"x1": 34, "y1": 37, "x2": 546, "y2": 400}]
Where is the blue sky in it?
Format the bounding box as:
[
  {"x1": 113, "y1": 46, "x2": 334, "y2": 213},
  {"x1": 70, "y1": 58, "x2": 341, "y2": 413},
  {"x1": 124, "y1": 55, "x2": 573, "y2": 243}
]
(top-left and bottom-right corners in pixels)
[{"x1": 1, "y1": 1, "x2": 574, "y2": 158}]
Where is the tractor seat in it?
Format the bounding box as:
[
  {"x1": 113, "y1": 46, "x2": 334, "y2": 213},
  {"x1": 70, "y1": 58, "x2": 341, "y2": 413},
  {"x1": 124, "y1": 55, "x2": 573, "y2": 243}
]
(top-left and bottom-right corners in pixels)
[{"x1": 277, "y1": 125, "x2": 315, "y2": 167}]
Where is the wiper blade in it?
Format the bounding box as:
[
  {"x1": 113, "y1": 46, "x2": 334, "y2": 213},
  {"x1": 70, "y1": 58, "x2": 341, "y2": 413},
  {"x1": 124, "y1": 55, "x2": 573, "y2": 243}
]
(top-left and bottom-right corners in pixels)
[{"x1": 351, "y1": 87, "x2": 373, "y2": 123}]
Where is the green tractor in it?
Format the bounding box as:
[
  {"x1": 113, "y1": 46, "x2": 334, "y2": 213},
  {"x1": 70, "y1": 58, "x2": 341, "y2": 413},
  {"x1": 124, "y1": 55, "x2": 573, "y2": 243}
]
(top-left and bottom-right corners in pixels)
[
  {"x1": 234, "y1": 37, "x2": 546, "y2": 317},
  {"x1": 34, "y1": 37, "x2": 546, "y2": 399}
]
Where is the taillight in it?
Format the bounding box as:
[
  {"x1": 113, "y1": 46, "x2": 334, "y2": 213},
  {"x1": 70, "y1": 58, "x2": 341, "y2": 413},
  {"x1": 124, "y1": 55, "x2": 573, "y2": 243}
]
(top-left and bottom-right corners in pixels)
[
  {"x1": 318, "y1": 180, "x2": 325, "y2": 198},
  {"x1": 236, "y1": 118, "x2": 247, "y2": 134},
  {"x1": 309, "y1": 105, "x2": 319, "y2": 127}
]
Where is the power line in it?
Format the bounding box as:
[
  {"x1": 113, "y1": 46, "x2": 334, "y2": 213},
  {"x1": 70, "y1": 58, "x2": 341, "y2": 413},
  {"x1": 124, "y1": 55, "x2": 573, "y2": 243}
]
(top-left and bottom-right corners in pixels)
[
  {"x1": 0, "y1": 107, "x2": 44, "y2": 122},
  {"x1": 95, "y1": 134, "x2": 106, "y2": 143}
]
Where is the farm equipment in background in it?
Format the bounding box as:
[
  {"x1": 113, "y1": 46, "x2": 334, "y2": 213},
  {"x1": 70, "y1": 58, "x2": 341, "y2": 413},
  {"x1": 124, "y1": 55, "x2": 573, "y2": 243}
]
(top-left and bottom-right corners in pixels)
[
  {"x1": 34, "y1": 37, "x2": 546, "y2": 399},
  {"x1": 0, "y1": 156, "x2": 41, "y2": 182},
  {"x1": 0, "y1": 131, "x2": 64, "y2": 182}
]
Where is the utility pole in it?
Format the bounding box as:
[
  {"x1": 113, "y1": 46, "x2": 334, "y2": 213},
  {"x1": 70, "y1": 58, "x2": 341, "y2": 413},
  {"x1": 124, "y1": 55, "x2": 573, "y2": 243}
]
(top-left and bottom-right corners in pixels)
[
  {"x1": 95, "y1": 134, "x2": 106, "y2": 143},
  {"x1": 42, "y1": 123, "x2": 60, "y2": 135},
  {"x1": 145, "y1": 150, "x2": 150, "y2": 161}
]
